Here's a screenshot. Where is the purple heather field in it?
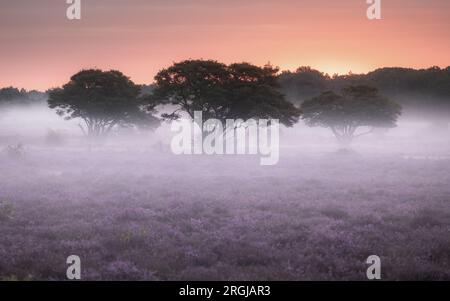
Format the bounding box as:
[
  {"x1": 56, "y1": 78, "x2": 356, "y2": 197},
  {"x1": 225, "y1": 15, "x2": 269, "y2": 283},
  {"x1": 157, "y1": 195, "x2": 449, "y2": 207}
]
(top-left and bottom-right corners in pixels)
[{"x1": 0, "y1": 105, "x2": 450, "y2": 281}]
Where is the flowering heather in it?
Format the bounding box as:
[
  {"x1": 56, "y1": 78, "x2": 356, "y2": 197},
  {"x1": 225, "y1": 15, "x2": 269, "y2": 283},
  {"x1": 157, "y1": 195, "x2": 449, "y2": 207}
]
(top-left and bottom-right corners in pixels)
[{"x1": 0, "y1": 144, "x2": 449, "y2": 281}]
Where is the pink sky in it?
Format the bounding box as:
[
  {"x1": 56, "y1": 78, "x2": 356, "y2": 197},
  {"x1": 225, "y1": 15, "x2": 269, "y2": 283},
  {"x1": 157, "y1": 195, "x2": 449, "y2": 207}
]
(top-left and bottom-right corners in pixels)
[{"x1": 0, "y1": 0, "x2": 449, "y2": 90}]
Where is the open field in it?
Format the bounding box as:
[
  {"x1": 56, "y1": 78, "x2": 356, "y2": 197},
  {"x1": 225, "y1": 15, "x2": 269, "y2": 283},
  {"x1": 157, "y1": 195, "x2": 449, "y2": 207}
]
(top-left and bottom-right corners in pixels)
[{"x1": 1, "y1": 144, "x2": 449, "y2": 280}]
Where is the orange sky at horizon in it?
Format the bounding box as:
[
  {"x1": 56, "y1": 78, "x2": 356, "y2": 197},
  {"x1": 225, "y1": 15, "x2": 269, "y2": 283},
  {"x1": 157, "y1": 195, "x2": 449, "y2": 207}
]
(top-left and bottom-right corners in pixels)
[{"x1": 0, "y1": 0, "x2": 449, "y2": 90}]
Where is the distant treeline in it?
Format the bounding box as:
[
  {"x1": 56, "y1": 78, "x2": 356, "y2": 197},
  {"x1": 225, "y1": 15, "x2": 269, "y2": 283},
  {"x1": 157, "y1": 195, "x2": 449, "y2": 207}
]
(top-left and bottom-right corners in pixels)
[
  {"x1": 0, "y1": 87, "x2": 47, "y2": 105},
  {"x1": 279, "y1": 66, "x2": 450, "y2": 117},
  {"x1": 1, "y1": 66, "x2": 449, "y2": 115}
]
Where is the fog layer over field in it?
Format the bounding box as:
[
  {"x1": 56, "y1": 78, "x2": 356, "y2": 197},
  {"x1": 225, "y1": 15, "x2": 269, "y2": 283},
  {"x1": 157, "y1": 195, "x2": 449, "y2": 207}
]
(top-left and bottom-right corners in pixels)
[{"x1": 0, "y1": 103, "x2": 449, "y2": 280}]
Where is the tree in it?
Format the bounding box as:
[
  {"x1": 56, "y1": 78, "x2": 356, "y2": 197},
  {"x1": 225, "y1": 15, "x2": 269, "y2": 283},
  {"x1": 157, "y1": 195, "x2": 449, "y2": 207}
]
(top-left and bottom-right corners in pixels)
[
  {"x1": 278, "y1": 66, "x2": 450, "y2": 122},
  {"x1": 0, "y1": 87, "x2": 23, "y2": 104},
  {"x1": 152, "y1": 60, "x2": 300, "y2": 128},
  {"x1": 278, "y1": 66, "x2": 331, "y2": 104},
  {"x1": 300, "y1": 85, "x2": 401, "y2": 146},
  {"x1": 0, "y1": 87, "x2": 45, "y2": 106},
  {"x1": 48, "y1": 69, "x2": 159, "y2": 136}
]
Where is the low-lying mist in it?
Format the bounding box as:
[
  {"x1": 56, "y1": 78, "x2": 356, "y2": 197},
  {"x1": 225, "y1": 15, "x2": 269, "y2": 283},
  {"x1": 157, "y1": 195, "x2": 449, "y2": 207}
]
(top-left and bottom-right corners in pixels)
[
  {"x1": 1, "y1": 102, "x2": 449, "y2": 156},
  {"x1": 0, "y1": 102, "x2": 449, "y2": 280}
]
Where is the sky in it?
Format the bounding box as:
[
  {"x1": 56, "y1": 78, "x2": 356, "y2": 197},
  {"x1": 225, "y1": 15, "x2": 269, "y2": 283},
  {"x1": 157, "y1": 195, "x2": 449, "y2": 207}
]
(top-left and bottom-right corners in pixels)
[{"x1": 0, "y1": 0, "x2": 449, "y2": 90}]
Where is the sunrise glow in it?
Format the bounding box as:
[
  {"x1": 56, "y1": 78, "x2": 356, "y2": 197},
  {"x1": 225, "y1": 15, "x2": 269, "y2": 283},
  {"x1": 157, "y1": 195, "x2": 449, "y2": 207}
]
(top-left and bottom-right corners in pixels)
[{"x1": 1, "y1": 0, "x2": 449, "y2": 90}]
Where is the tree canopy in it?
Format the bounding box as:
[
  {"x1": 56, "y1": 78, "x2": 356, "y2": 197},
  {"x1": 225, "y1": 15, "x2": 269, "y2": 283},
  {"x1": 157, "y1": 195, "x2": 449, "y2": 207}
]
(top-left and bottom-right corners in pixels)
[
  {"x1": 152, "y1": 60, "x2": 301, "y2": 127},
  {"x1": 48, "y1": 69, "x2": 159, "y2": 136},
  {"x1": 278, "y1": 66, "x2": 330, "y2": 103},
  {"x1": 0, "y1": 87, "x2": 46, "y2": 106},
  {"x1": 301, "y1": 85, "x2": 402, "y2": 145},
  {"x1": 279, "y1": 66, "x2": 450, "y2": 120}
]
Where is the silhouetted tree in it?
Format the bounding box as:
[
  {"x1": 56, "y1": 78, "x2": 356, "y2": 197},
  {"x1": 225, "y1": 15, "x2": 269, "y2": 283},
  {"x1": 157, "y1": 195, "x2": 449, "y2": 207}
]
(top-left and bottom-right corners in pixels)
[
  {"x1": 301, "y1": 85, "x2": 401, "y2": 146},
  {"x1": 152, "y1": 60, "x2": 300, "y2": 127},
  {"x1": 278, "y1": 66, "x2": 330, "y2": 103},
  {"x1": 0, "y1": 87, "x2": 23, "y2": 103},
  {"x1": 48, "y1": 69, "x2": 159, "y2": 136}
]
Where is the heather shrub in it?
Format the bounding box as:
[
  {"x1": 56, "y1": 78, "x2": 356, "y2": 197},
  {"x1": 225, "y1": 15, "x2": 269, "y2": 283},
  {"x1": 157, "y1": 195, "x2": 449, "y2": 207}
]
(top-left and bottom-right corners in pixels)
[
  {"x1": 0, "y1": 150, "x2": 449, "y2": 280},
  {"x1": 0, "y1": 200, "x2": 14, "y2": 221},
  {"x1": 0, "y1": 275, "x2": 33, "y2": 281},
  {"x1": 320, "y1": 207, "x2": 350, "y2": 220}
]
